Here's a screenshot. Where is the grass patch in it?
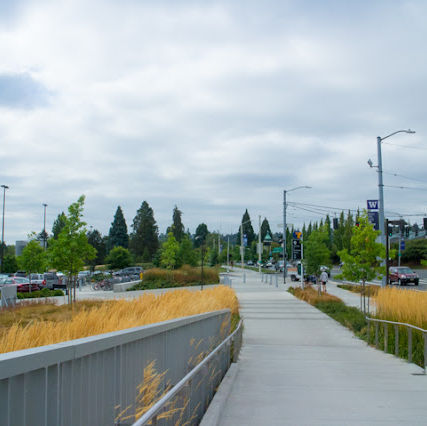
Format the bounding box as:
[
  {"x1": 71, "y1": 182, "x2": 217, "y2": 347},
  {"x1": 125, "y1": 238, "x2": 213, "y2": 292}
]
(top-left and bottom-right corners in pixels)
[
  {"x1": 0, "y1": 286, "x2": 239, "y2": 354},
  {"x1": 337, "y1": 283, "x2": 380, "y2": 297},
  {"x1": 288, "y1": 287, "x2": 367, "y2": 337},
  {"x1": 128, "y1": 266, "x2": 219, "y2": 291}
]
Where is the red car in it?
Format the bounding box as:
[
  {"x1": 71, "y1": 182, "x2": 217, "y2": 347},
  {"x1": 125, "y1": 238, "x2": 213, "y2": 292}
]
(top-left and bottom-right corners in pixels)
[
  {"x1": 0, "y1": 277, "x2": 39, "y2": 292},
  {"x1": 389, "y1": 267, "x2": 419, "y2": 286}
]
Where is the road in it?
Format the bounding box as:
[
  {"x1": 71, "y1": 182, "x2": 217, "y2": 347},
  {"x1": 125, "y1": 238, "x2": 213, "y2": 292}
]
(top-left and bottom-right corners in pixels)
[{"x1": 330, "y1": 266, "x2": 427, "y2": 291}]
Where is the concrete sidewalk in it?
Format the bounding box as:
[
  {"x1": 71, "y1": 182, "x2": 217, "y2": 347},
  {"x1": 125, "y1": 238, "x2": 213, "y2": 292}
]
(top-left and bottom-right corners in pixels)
[{"x1": 212, "y1": 268, "x2": 427, "y2": 425}]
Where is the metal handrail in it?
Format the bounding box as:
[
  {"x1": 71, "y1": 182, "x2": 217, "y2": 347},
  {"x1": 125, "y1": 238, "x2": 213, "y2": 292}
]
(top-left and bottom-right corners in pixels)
[
  {"x1": 366, "y1": 316, "x2": 427, "y2": 372},
  {"x1": 132, "y1": 319, "x2": 243, "y2": 426}
]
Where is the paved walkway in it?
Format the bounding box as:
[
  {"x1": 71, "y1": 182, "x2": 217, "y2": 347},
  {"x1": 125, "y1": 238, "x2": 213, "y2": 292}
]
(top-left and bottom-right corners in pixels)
[{"x1": 218, "y1": 268, "x2": 427, "y2": 425}]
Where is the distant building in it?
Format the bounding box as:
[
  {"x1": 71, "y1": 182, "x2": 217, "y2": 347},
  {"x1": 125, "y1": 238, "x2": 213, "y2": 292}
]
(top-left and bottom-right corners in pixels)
[{"x1": 15, "y1": 241, "x2": 28, "y2": 256}]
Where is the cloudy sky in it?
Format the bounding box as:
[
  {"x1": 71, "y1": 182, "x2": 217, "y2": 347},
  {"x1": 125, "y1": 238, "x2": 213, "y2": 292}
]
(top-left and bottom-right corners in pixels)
[{"x1": 1, "y1": 0, "x2": 427, "y2": 244}]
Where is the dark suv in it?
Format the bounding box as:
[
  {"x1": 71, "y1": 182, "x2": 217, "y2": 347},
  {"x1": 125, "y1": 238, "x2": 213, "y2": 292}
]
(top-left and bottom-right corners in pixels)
[
  {"x1": 389, "y1": 267, "x2": 419, "y2": 286},
  {"x1": 114, "y1": 267, "x2": 143, "y2": 278}
]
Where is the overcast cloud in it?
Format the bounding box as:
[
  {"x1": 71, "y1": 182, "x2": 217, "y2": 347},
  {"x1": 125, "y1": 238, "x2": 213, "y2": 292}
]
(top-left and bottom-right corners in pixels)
[{"x1": 1, "y1": 0, "x2": 427, "y2": 244}]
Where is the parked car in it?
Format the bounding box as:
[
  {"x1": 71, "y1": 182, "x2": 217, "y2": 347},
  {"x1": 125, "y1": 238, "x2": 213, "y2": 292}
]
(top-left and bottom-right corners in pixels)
[
  {"x1": 114, "y1": 267, "x2": 143, "y2": 278},
  {"x1": 14, "y1": 271, "x2": 27, "y2": 277},
  {"x1": 28, "y1": 273, "x2": 45, "y2": 288},
  {"x1": 43, "y1": 272, "x2": 65, "y2": 290},
  {"x1": 389, "y1": 267, "x2": 419, "y2": 286},
  {"x1": 246, "y1": 260, "x2": 254, "y2": 266},
  {"x1": 1, "y1": 277, "x2": 39, "y2": 292}
]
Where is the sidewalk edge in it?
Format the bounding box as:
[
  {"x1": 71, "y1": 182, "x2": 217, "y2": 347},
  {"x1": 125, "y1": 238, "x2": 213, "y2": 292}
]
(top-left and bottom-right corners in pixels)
[{"x1": 200, "y1": 363, "x2": 239, "y2": 426}]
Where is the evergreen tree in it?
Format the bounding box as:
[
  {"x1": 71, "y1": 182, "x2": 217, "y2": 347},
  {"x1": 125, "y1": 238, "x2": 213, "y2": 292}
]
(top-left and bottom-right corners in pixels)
[
  {"x1": 129, "y1": 201, "x2": 159, "y2": 259},
  {"x1": 260, "y1": 218, "x2": 272, "y2": 241},
  {"x1": 52, "y1": 212, "x2": 67, "y2": 239},
  {"x1": 168, "y1": 205, "x2": 185, "y2": 243},
  {"x1": 178, "y1": 235, "x2": 198, "y2": 267},
  {"x1": 194, "y1": 223, "x2": 209, "y2": 248},
  {"x1": 325, "y1": 215, "x2": 332, "y2": 250},
  {"x1": 109, "y1": 206, "x2": 129, "y2": 250},
  {"x1": 87, "y1": 229, "x2": 107, "y2": 269},
  {"x1": 236, "y1": 210, "x2": 255, "y2": 247}
]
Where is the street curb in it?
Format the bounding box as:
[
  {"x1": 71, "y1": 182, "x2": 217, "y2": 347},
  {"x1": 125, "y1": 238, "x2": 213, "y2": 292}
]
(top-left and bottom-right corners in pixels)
[{"x1": 200, "y1": 363, "x2": 239, "y2": 426}]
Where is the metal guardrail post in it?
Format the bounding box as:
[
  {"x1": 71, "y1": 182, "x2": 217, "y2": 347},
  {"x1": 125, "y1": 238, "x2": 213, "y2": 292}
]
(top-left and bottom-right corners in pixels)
[
  {"x1": 276, "y1": 275, "x2": 278, "y2": 287},
  {"x1": 384, "y1": 323, "x2": 388, "y2": 353},
  {"x1": 269, "y1": 275, "x2": 272, "y2": 285},
  {"x1": 375, "y1": 322, "x2": 379, "y2": 349},
  {"x1": 408, "y1": 327, "x2": 413, "y2": 363},
  {"x1": 395, "y1": 325, "x2": 399, "y2": 357},
  {"x1": 261, "y1": 273, "x2": 264, "y2": 282},
  {"x1": 243, "y1": 274, "x2": 246, "y2": 283},
  {"x1": 367, "y1": 319, "x2": 370, "y2": 344},
  {"x1": 424, "y1": 333, "x2": 427, "y2": 374}
]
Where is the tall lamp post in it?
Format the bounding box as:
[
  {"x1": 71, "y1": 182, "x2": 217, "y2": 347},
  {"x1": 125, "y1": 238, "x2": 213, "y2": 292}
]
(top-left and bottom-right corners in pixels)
[
  {"x1": 283, "y1": 186, "x2": 311, "y2": 283},
  {"x1": 43, "y1": 203, "x2": 48, "y2": 250},
  {"x1": 1, "y1": 185, "x2": 9, "y2": 273},
  {"x1": 376, "y1": 130, "x2": 415, "y2": 287}
]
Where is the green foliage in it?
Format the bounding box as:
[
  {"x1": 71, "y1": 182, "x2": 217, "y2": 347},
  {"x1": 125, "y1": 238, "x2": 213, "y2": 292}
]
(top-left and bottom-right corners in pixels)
[
  {"x1": 16, "y1": 288, "x2": 64, "y2": 299},
  {"x1": 210, "y1": 247, "x2": 219, "y2": 266},
  {"x1": 303, "y1": 224, "x2": 331, "y2": 276},
  {"x1": 260, "y1": 218, "x2": 272, "y2": 242},
  {"x1": 3, "y1": 254, "x2": 18, "y2": 273},
  {"x1": 178, "y1": 235, "x2": 198, "y2": 267},
  {"x1": 105, "y1": 246, "x2": 133, "y2": 270},
  {"x1": 109, "y1": 206, "x2": 129, "y2": 250},
  {"x1": 128, "y1": 266, "x2": 219, "y2": 290},
  {"x1": 142, "y1": 247, "x2": 151, "y2": 262},
  {"x1": 161, "y1": 232, "x2": 180, "y2": 270},
  {"x1": 194, "y1": 223, "x2": 208, "y2": 248},
  {"x1": 129, "y1": 201, "x2": 159, "y2": 259},
  {"x1": 87, "y1": 229, "x2": 107, "y2": 269},
  {"x1": 48, "y1": 196, "x2": 97, "y2": 280},
  {"x1": 169, "y1": 205, "x2": 185, "y2": 243},
  {"x1": 18, "y1": 235, "x2": 47, "y2": 275},
  {"x1": 51, "y1": 212, "x2": 67, "y2": 239},
  {"x1": 236, "y1": 209, "x2": 255, "y2": 247},
  {"x1": 401, "y1": 239, "x2": 427, "y2": 263},
  {"x1": 336, "y1": 211, "x2": 388, "y2": 284}
]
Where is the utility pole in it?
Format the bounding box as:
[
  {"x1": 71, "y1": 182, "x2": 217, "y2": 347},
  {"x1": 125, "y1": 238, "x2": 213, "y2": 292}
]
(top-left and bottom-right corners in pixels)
[{"x1": 258, "y1": 215, "x2": 262, "y2": 273}]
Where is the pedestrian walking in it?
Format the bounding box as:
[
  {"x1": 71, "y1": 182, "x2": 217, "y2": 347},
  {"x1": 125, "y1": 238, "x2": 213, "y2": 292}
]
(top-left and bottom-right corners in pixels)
[{"x1": 320, "y1": 270, "x2": 328, "y2": 292}]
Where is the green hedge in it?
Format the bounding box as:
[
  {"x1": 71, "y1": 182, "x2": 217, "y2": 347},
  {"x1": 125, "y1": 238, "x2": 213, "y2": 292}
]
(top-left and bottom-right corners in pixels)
[{"x1": 17, "y1": 289, "x2": 65, "y2": 299}]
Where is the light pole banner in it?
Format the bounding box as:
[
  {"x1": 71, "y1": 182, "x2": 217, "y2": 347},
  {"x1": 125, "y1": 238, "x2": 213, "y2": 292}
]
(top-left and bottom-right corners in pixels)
[
  {"x1": 367, "y1": 200, "x2": 379, "y2": 210},
  {"x1": 368, "y1": 211, "x2": 379, "y2": 230}
]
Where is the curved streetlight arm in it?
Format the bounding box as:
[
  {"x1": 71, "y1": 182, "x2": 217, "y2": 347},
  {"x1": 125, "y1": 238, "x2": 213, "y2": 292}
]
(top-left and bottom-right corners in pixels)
[
  {"x1": 380, "y1": 129, "x2": 415, "y2": 142},
  {"x1": 283, "y1": 185, "x2": 311, "y2": 283}
]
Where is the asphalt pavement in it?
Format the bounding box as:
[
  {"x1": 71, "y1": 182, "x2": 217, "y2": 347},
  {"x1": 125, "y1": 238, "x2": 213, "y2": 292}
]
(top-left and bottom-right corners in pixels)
[{"x1": 206, "y1": 267, "x2": 427, "y2": 426}]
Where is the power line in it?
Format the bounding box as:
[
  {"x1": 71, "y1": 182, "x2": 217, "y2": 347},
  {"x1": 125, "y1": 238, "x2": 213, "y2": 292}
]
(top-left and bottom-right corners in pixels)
[
  {"x1": 383, "y1": 142, "x2": 427, "y2": 151},
  {"x1": 383, "y1": 171, "x2": 427, "y2": 184},
  {"x1": 384, "y1": 185, "x2": 427, "y2": 192},
  {"x1": 287, "y1": 201, "x2": 359, "y2": 213}
]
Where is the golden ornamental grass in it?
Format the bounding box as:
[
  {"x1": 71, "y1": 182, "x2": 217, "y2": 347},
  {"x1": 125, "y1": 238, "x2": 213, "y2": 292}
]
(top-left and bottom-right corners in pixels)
[
  {"x1": 0, "y1": 285, "x2": 239, "y2": 354},
  {"x1": 374, "y1": 286, "x2": 427, "y2": 328}
]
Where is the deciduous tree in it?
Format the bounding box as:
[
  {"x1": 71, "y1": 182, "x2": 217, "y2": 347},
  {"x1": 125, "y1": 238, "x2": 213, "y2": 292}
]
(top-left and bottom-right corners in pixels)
[{"x1": 48, "y1": 196, "x2": 96, "y2": 303}]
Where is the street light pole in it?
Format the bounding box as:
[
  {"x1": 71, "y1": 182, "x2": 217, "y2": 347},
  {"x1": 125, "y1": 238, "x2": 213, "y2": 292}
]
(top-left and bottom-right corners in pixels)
[
  {"x1": 377, "y1": 130, "x2": 415, "y2": 287},
  {"x1": 43, "y1": 203, "x2": 48, "y2": 250},
  {"x1": 1, "y1": 185, "x2": 9, "y2": 273},
  {"x1": 283, "y1": 186, "x2": 311, "y2": 283}
]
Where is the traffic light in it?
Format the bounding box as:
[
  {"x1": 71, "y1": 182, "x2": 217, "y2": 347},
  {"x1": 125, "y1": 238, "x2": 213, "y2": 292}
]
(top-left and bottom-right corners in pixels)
[
  {"x1": 388, "y1": 225, "x2": 392, "y2": 237},
  {"x1": 406, "y1": 226, "x2": 410, "y2": 237},
  {"x1": 355, "y1": 222, "x2": 360, "y2": 227},
  {"x1": 333, "y1": 218, "x2": 338, "y2": 230},
  {"x1": 424, "y1": 217, "x2": 427, "y2": 230}
]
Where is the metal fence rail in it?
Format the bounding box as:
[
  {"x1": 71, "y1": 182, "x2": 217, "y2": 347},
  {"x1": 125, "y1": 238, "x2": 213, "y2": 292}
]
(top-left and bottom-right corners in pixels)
[
  {"x1": 132, "y1": 319, "x2": 243, "y2": 426},
  {"x1": 0, "y1": 310, "x2": 231, "y2": 426},
  {"x1": 366, "y1": 316, "x2": 427, "y2": 371}
]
